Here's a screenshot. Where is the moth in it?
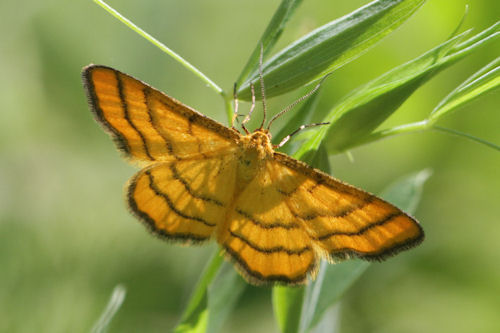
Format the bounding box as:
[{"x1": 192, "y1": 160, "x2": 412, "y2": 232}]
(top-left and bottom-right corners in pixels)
[{"x1": 82, "y1": 65, "x2": 423, "y2": 285}]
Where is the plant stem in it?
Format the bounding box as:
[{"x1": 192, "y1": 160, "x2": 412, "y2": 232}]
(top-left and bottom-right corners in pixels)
[
  {"x1": 93, "y1": 0, "x2": 225, "y2": 98},
  {"x1": 91, "y1": 285, "x2": 126, "y2": 333},
  {"x1": 224, "y1": 97, "x2": 235, "y2": 127},
  {"x1": 345, "y1": 119, "x2": 499, "y2": 153},
  {"x1": 432, "y1": 126, "x2": 500, "y2": 151},
  {"x1": 348, "y1": 120, "x2": 430, "y2": 149}
]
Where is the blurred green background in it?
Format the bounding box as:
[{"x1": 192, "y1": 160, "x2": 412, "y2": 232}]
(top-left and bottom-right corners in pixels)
[{"x1": 1, "y1": 0, "x2": 499, "y2": 332}]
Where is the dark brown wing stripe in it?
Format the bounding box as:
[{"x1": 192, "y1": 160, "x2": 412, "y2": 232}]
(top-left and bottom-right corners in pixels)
[
  {"x1": 82, "y1": 68, "x2": 131, "y2": 155},
  {"x1": 127, "y1": 186, "x2": 209, "y2": 243},
  {"x1": 274, "y1": 152, "x2": 362, "y2": 196},
  {"x1": 142, "y1": 86, "x2": 182, "y2": 160},
  {"x1": 235, "y1": 208, "x2": 300, "y2": 230},
  {"x1": 229, "y1": 230, "x2": 311, "y2": 255},
  {"x1": 145, "y1": 170, "x2": 216, "y2": 227},
  {"x1": 307, "y1": 179, "x2": 324, "y2": 193},
  {"x1": 157, "y1": 99, "x2": 240, "y2": 142},
  {"x1": 329, "y1": 232, "x2": 424, "y2": 260},
  {"x1": 276, "y1": 187, "x2": 299, "y2": 197},
  {"x1": 115, "y1": 72, "x2": 154, "y2": 161},
  {"x1": 222, "y1": 244, "x2": 314, "y2": 284},
  {"x1": 316, "y1": 212, "x2": 403, "y2": 240},
  {"x1": 127, "y1": 170, "x2": 213, "y2": 243},
  {"x1": 333, "y1": 196, "x2": 375, "y2": 218},
  {"x1": 294, "y1": 196, "x2": 375, "y2": 221},
  {"x1": 169, "y1": 163, "x2": 223, "y2": 206}
]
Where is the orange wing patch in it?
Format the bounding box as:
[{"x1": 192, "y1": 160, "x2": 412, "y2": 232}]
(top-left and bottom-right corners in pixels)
[
  {"x1": 218, "y1": 160, "x2": 316, "y2": 284},
  {"x1": 82, "y1": 65, "x2": 239, "y2": 163},
  {"x1": 272, "y1": 152, "x2": 423, "y2": 261},
  {"x1": 217, "y1": 154, "x2": 423, "y2": 284},
  {"x1": 128, "y1": 155, "x2": 237, "y2": 242}
]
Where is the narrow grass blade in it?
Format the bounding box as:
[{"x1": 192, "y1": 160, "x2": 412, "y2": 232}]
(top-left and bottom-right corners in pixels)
[
  {"x1": 446, "y1": 5, "x2": 469, "y2": 41},
  {"x1": 206, "y1": 262, "x2": 247, "y2": 333},
  {"x1": 430, "y1": 57, "x2": 500, "y2": 121},
  {"x1": 93, "y1": 0, "x2": 224, "y2": 97},
  {"x1": 432, "y1": 126, "x2": 500, "y2": 152},
  {"x1": 91, "y1": 284, "x2": 126, "y2": 333},
  {"x1": 174, "y1": 253, "x2": 247, "y2": 333},
  {"x1": 238, "y1": 0, "x2": 426, "y2": 99},
  {"x1": 174, "y1": 252, "x2": 224, "y2": 333},
  {"x1": 301, "y1": 260, "x2": 370, "y2": 333},
  {"x1": 452, "y1": 21, "x2": 500, "y2": 54},
  {"x1": 237, "y1": 0, "x2": 304, "y2": 86}
]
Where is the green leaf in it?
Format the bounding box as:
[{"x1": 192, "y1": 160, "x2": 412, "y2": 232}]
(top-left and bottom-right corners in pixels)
[
  {"x1": 291, "y1": 21, "x2": 499, "y2": 157},
  {"x1": 303, "y1": 169, "x2": 431, "y2": 332},
  {"x1": 302, "y1": 260, "x2": 370, "y2": 333},
  {"x1": 90, "y1": 284, "x2": 126, "y2": 333},
  {"x1": 236, "y1": 0, "x2": 304, "y2": 86},
  {"x1": 320, "y1": 32, "x2": 468, "y2": 153},
  {"x1": 379, "y1": 169, "x2": 432, "y2": 210},
  {"x1": 206, "y1": 263, "x2": 247, "y2": 333},
  {"x1": 273, "y1": 286, "x2": 305, "y2": 333},
  {"x1": 174, "y1": 252, "x2": 224, "y2": 333},
  {"x1": 238, "y1": 0, "x2": 426, "y2": 99},
  {"x1": 452, "y1": 21, "x2": 500, "y2": 54},
  {"x1": 174, "y1": 254, "x2": 247, "y2": 333},
  {"x1": 430, "y1": 57, "x2": 500, "y2": 122},
  {"x1": 445, "y1": 5, "x2": 469, "y2": 41}
]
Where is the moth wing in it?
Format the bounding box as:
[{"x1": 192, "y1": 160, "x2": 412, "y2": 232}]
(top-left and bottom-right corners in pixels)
[
  {"x1": 218, "y1": 159, "x2": 317, "y2": 285},
  {"x1": 128, "y1": 154, "x2": 237, "y2": 242},
  {"x1": 272, "y1": 152, "x2": 424, "y2": 261},
  {"x1": 82, "y1": 65, "x2": 240, "y2": 163}
]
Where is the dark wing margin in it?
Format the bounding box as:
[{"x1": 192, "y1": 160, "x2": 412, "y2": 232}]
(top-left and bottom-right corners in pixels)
[
  {"x1": 273, "y1": 152, "x2": 424, "y2": 261},
  {"x1": 126, "y1": 155, "x2": 237, "y2": 244},
  {"x1": 81, "y1": 64, "x2": 240, "y2": 162},
  {"x1": 82, "y1": 65, "x2": 131, "y2": 155}
]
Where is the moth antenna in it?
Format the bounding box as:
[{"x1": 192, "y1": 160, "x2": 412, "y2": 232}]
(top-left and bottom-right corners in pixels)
[
  {"x1": 232, "y1": 114, "x2": 246, "y2": 126},
  {"x1": 241, "y1": 83, "x2": 255, "y2": 134},
  {"x1": 275, "y1": 122, "x2": 330, "y2": 148},
  {"x1": 267, "y1": 73, "x2": 331, "y2": 131},
  {"x1": 258, "y1": 43, "x2": 267, "y2": 130}
]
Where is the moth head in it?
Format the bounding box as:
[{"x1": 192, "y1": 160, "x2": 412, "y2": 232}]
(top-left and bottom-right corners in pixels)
[
  {"x1": 250, "y1": 129, "x2": 272, "y2": 144},
  {"x1": 239, "y1": 129, "x2": 274, "y2": 158}
]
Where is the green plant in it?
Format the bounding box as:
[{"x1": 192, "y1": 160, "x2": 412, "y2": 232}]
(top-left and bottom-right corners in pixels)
[{"x1": 90, "y1": 0, "x2": 499, "y2": 332}]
